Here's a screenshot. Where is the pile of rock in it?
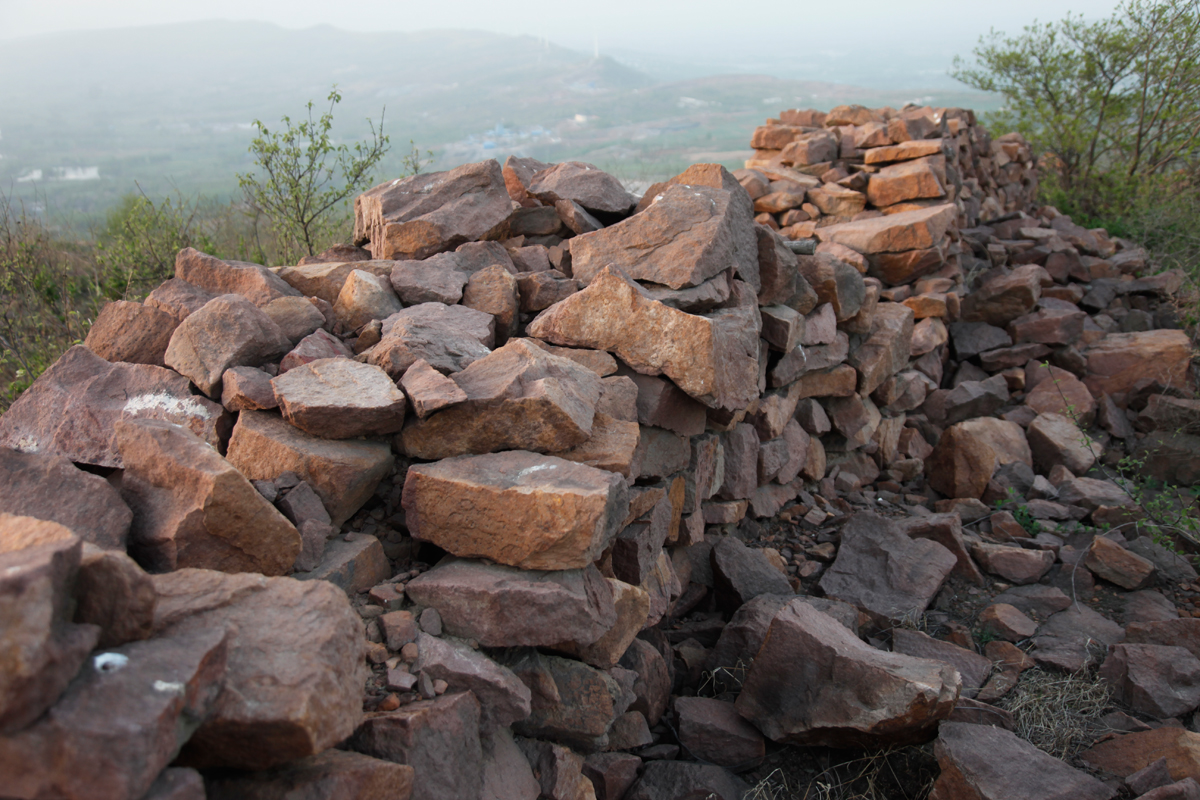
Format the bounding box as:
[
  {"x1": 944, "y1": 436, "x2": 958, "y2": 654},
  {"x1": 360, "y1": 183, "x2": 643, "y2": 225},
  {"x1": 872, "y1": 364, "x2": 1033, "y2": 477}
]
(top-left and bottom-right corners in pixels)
[
  {"x1": 746, "y1": 103, "x2": 1038, "y2": 241},
  {"x1": 0, "y1": 132, "x2": 1198, "y2": 800}
]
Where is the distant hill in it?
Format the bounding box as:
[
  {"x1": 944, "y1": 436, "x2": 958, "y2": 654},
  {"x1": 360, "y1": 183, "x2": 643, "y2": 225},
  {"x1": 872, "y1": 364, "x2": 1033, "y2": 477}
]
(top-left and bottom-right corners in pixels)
[{"x1": 0, "y1": 21, "x2": 996, "y2": 222}]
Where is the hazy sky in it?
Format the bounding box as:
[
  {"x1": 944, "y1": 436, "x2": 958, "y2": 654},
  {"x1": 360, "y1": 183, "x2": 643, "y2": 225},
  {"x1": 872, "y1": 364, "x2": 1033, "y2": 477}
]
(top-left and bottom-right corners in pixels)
[{"x1": 2, "y1": 0, "x2": 1124, "y2": 55}]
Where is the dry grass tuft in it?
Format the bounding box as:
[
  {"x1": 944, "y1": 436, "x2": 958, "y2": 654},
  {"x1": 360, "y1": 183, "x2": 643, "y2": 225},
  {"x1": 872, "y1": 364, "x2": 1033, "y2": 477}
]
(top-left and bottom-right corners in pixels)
[
  {"x1": 995, "y1": 668, "x2": 1114, "y2": 760},
  {"x1": 746, "y1": 748, "x2": 937, "y2": 800}
]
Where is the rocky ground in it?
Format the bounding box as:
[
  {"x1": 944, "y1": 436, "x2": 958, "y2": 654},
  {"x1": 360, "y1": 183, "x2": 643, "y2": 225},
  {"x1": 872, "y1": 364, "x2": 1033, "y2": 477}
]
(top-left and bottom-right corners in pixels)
[{"x1": 2, "y1": 103, "x2": 1200, "y2": 800}]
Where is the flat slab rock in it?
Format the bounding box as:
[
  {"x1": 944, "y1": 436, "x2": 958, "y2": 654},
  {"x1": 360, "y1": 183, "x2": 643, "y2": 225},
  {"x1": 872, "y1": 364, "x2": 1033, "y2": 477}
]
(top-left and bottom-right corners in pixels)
[
  {"x1": 151, "y1": 568, "x2": 367, "y2": 770},
  {"x1": 404, "y1": 557, "x2": 617, "y2": 648},
  {"x1": 0, "y1": 345, "x2": 226, "y2": 469},
  {"x1": 818, "y1": 511, "x2": 957, "y2": 627},
  {"x1": 735, "y1": 599, "x2": 959, "y2": 747},
  {"x1": 403, "y1": 450, "x2": 628, "y2": 571},
  {"x1": 272, "y1": 358, "x2": 407, "y2": 439},
  {"x1": 930, "y1": 721, "x2": 1115, "y2": 800}
]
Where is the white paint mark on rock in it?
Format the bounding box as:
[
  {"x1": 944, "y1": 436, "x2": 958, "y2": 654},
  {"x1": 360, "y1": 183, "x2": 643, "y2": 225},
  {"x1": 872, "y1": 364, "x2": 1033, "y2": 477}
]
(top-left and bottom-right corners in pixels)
[{"x1": 123, "y1": 393, "x2": 213, "y2": 420}]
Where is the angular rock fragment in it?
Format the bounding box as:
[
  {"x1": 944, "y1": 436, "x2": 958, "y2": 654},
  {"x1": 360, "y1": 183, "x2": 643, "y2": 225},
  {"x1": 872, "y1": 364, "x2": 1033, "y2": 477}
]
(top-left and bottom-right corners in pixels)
[
  {"x1": 354, "y1": 160, "x2": 513, "y2": 260},
  {"x1": 279, "y1": 328, "x2": 353, "y2": 373},
  {"x1": 205, "y1": 750, "x2": 415, "y2": 800},
  {"x1": 175, "y1": 247, "x2": 300, "y2": 307},
  {"x1": 0, "y1": 345, "x2": 226, "y2": 469},
  {"x1": 528, "y1": 160, "x2": 634, "y2": 214},
  {"x1": 404, "y1": 558, "x2": 617, "y2": 647},
  {"x1": 390, "y1": 254, "x2": 470, "y2": 306},
  {"x1": 1084, "y1": 330, "x2": 1193, "y2": 399},
  {"x1": 74, "y1": 543, "x2": 157, "y2": 648},
  {"x1": 1027, "y1": 412, "x2": 1098, "y2": 474},
  {"x1": 710, "y1": 536, "x2": 792, "y2": 615},
  {"x1": 165, "y1": 294, "x2": 292, "y2": 397},
  {"x1": 1086, "y1": 536, "x2": 1156, "y2": 590},
  {"x1": 272, "y1": 358, "x2": 407, "y2": 439},
  {"x1": 84, "y1": 300, "x2": 179, "y2": 366},
  {"x1": 552, "y1": 578, "x2": 649, "y2": 670},
  {"x1": 528, "y1": 266, "x2": 760, "y2": 411},
  {"x1": 676, "y1": 696, "x2": 765, "y2": 770},
  {"x1": 1100, "y1": 643, "x2": 1200, "y2": 719},
  {"x1": 116, "y1": 418, "x2": 301, "y2": 576},
  {"x1": 1031, "y1": 606, "x2": 1125, "y2": 672},
  {"x1": 152, "y1": 568, "x2": 367, "y2": 770},
  {"x1": 1080, "y1": 728, "x2": 1200, "y2": 782},
  {"x1": 625, "y1": 762, "x2": 749, "y2": 800},
  {"x1": 262, "y1": 295, "x2": 325, "y2": 344},
  {"x1": 334, "y1": 269, "x2": 403, "y2": 332},
  {"x1": 145, "y1": 278, "x2": 217, "y2": 321},
  {"x1": 848, "y1": 302, "x2": 914, "y2": 395},
  {"x1": 736, "y1": 600, "x2": 959, "y2": 747},
  {"x1": 400, "y1": 339, "x2": 602, "y2": 460},
  {"x1": 413, "y1": 632, "x2": 531, "y2": 731},
  {"x1": 363, "y1": 302, "x2": 494, "y2": 378},
  {"x1": 463, "y1": 264, "x2": 520, "y2": 344},
  {"x1": 226, "y1": 410, "x2": 394, "y2": 528},
  {"x1": 220, "y1": 366, "x2": 278, "y2": 411},
  {"x1": 814, "y1": 204, "x2": 956, "y2": 254}
]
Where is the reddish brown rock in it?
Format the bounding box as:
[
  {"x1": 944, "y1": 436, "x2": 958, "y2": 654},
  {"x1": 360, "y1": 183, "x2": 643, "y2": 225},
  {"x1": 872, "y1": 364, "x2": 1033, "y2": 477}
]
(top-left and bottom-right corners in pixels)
[
  {"x1": 271, "y1": 358, "x2": 406, "y2": 439},
  {"x1": 892, "y1": 629, "x2": 992, "y2": 693},
  {"x1": 814, "y1": 203, "x2": 956, "y2": 254},
  {"x1": 115, "y1": 418, "x2": 301, "y2": 576},
  {"x1": 400, "y1": 339, "x2": 601, "y2": 459},
  {"x1": 1031, "y1": 606, "x2": 1125, "y2": 672},
  {"x1": 1084, "y1": 330, "x2": 1193, "y2": 399},
  {"x1": 413, "y1": 632, "x2": 531, "y2": 731},
  {"x1": 516, "y1": 270, "x2": 579, "y2": 312},
  {"x1": 808, "y1": 183, "x2": 866, "y2": 217},
  {"x1": 676, "y1": 696, "x2": 764, "y2": 770},
  {"x1": 205, "y1": 749, "x2": 415, "y2": 800},
  {"x1": 1126, "y1": 619, "x2": 1200, "y2": 660},
  {"x1": 350, "y1": 692, "x2": 483, "y2": 800},
  {"x1": 925, "y1": 422, "x2": 999, "y2": 500},
  {"x1": 865, "y1": 139, "x2": 945, "y2": 163},
  {"x1": 165, "y1": 294, "x2": 292, "y2": 397},
  {"x1": 279, "y1": 328, "x2": 353, "y2": 373},
  {"x1": 85, "y1": 300, "x2": 179, "y2": 366},
  {"x1": 528, "y1": 161, "x2": 634, "y2": 214},
  {"x1": 0, "y1": 448, "x2": 132, "y2": 550},
  {"x1": 363, "y1": 302, "x2": 494, "y2": 378},
  {"x1": 0, "y1": 627, "x2": 228, "y2": 800},
  {"x1": 930, "y1": 722, "x2": 1115, "y2": 800},
  {"x1": 403, "y1": 451, "x2": 628, "y2": 571},
  {"x1": 226, "y1": 409, "x2": 394, "y2": 528},
  {"x1": 894, "y1": 513, "x2": 987, "y2": 585},
  {"x1": 978, "y1": 603, "x2": 1038, "y2": 642},
  {"x1": 711, "y1": 536, "x2": 793, "y2": 615},
  {"x1": 276, "y1": 259, "x2": 395, "y2": 304},
  {"x1": 527, "y1": 266, "x2": 760, "y2": 411},
  {"x1": 736, "y1": 600, "x2": 959, "y2": 747},
  {"x1": 262, "y1": 295, "x2": 325, "y2": 344},
  {"x1": 220, "y1": 366, "x2": 278, "y2": 411},
  {"x1": 518, "y1": 738, "x2": 597, "y2": 800},
  {"x1": 152, "y1": 568, "x2": 366, "y2": 770},
  {"x1": 866, "y1": 158, "x2": 945, "y2": 207},
  {"x1": 334, "y1": 269, "x2": 403, "y2": 332},
  {"x1": 404, "y1": 558, "x2": 617, "y2": 648},
  {"x1": 1025, "y1": 369, "x2": 1096, "y2": 424},
  {"x1": 550, "y1": 412, "x2": 641, "y2": 477},
  {"x1": 1100, "y1": 643, "x2": 1200, "y2": 719},
  {"x1": 1086, "y1": 536, "x2": 1156, "y2": 590},
  {"x1": 971, "y1": 543, "x2": 1055, "y2": 585},
  {"x1": 960, "y1": 265, "x2": 1045, "y2": 327},
  {"x1": 1009, "y1": 308, "x2": 1086, "y2": 347},
  {"x1": 849, "y1": 302, "x2": 914, "y2": 394},
  {"x1": 1081, "y1": 728, "x2": 1200, "y2": 782},
  {"x1": 570, "y1": 184, "x2": 743, "y2": 290},
  {"x1": 780, "y1": 129, "x2": 840, "y2": 166},
  {"x1": 1027, "y1": 412, "x2": 1098, "y2": 474},
  {"x1": 399, "y1": 358, "x2": 467, "y2": 419},
  {"x1": 74, "y1": 543, "x2": 157, "y2": 648},
  {"x1": 175, "y1": 247, "x2": 300, "y2": 307},
  {"x1": 145, "y1": 278, "x2": 217, "y2": 321},
  {"x1": 354, "y1": 160, "x2": 512, "y2": 260},
  {"x1": 584, "y1": 752, "x2": 641, "y2": 800},
  {"x1": 0, "y1": 517, "x2": 99, "y2": 734},
  {"x1": 818, "y1": 512, "x2": 957, "y2": 626},
  {"x1": 463, "y1": 264, "x2": 520, "y2": 344},
  {"x1": 0, "y1": 345, "x2": 226, "y2": 469},
  {"x1": 389, "y1": 254, "x2": 470, "y2": 306},
  {"x1": 553, "y1": 578, "x2": 649, "y2": 670}
]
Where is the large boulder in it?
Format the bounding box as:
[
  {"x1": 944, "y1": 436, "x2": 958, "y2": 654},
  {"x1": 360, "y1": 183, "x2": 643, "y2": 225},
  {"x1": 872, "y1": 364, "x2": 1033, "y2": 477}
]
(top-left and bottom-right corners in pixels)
[
  {"x1": 527, "y1": 266, "x2": 760, "y2": 411},
  {"x1": 735, "y1": 600, "x2": 959, "y2": 747},
  {"x1": 354, "y1": 160, "x2": 513, "y2": 260},
  {"x1": 402, "y1": 451, "x2": 628, "y2": 571},
  {"x1": 152, "y1": 568, "x2": 367, "y2": 770},
  {"x1": 0, "y1": 516, "x2": 99, "y2": 734},
  {"x1": 0, "y1": 345, "x2": 226, "y2": 469},
  {"x1": 0, "y1": 448, "x2": 132, "y2": 550},
  {"x1": 116, "y1": 418, "x2": 301, "y2": 576},
  {"x1": 399, "y1": 339, "x2": 602, "y2": 460},
  {"x1": 226, "y1": 410, "x2": 394, "y2": 528},
  {"x1": 404, "y1": 558, "x2": 617, "y2": 648}
]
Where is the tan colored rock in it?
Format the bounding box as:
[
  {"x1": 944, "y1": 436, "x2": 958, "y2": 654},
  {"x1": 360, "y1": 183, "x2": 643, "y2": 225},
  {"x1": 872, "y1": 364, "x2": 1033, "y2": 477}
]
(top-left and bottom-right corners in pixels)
[
  {"x1": 797, "y1": 254, "x2": 866, "y2": 321},
  {"x1": 399, "y1": 358, "x2": 468, "y2": 419},
  {"x1": 814, "y1": 204, "x2": 956, "y2": 254},
  {"x1": 175, "y1": 247, "x2": 300, "y2": 307},
  {"x1": 333, "y1": 269, "x2": 403, "y2": 332},
  {"x1": 152, "y1": 569, "x2": 367, "y2": 770},
  {"x1": 1026, "y1": 369, "x2": 1096, "y2": 424},
  {"x1": 527, "y1": 266, "x2": 760, "y2": 411},
  {"x1": 463, "y1": 264, "x2": 520, "y2": 344},
  {"x1": 0, "y1": 516, "x2": 99, "y2": 735},
  {"x1": 84, "y1": 300, "x2": 179, "y2": 366},
  {"x1": 570, "y1": 184, "x2": 744, "y2": 290},
  {"x1": 220, "y1": 366, "x2": 278, "y2": 412},
  {"x1": 868, "y1": 246, "x2": 947, "y2": 286},
  {"x1": 736, "y1": 600, "x2": 959, "y2": 747},
  {"x1": 1027, "y1": 412, "x2": 1098, "y2": 474},
  {"x1": 115, "y1": 418, "x2": 301, "y2": 575},
  {"x1": 403, "y1": 451, "x2": 628, "y2": 570},
  {"x1": 1080, "y1": 728, "x2": 1200, "y2": 783},
  {"x1": 277, "y1": 260, "x2": 395, "y2": 305},
  {"x1": 954, "y1": 417, "x2": 1032, "y2": 467},
  {"x1": 145, "y1": 278, "x2": 217, "y2": 321},
  {"x1": 226, "y1": 410, "x2": 394, "y2": 528},
  {"x1": 354, "y1": 160, "x2": 512, "y2": 260},
  {"x1": 925, "y1": 421, "x2": 999, "y2": 500},
  {"x1": 261, "y1": 296, "x2": 325, "y2": 343},
  {"x1": 863, "y1": 139, "x2": 945, "y2": 164},
  {"x1": 1084, "y1": 330, "x2": 1193, "y2": 400},
  {"x1": 165, "y1": 294, "x2": 292, "y2": 397},
  {"x1": 808, "y1": 184, "x2": 866, "y2": 217},
  {"x1": 400, "y1": 338, "x2": 601, "y2": 459},
  {"x1": 779, "y1": 129, "x2": 839, "y2": 166},
  {"x1": 272, "y1": 358, "x2": 406, "y2": 439},
  {"x1": 550, "y1": 412, "x2": 641, "y2": 477},
  {"x1": 867, "y1": 158, "x2": 945, "y2": 207},
  {"x1": 363, "y1": 302, "x2": 494, "y2": 378},
  {"x1": 0, "y1": 345, "x2": 226, "y2": 469}
]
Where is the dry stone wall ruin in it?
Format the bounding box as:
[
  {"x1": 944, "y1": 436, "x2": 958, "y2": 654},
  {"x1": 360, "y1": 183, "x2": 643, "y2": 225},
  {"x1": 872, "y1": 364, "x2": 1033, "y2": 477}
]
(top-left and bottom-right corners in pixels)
[{"x1": 1, "y1": 102, "x2": 1199, "y2": 799}]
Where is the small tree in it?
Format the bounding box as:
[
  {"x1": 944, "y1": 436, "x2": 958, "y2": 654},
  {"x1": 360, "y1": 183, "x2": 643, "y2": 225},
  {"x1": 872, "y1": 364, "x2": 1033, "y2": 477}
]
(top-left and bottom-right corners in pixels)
[
  {"x1": 952, "y1": 0, "x2": 1200, "y2": 216},
  {"x1": 238, "y1": 87, "x2": 389, "y2": 263}
]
